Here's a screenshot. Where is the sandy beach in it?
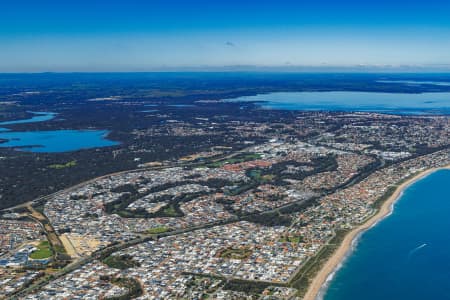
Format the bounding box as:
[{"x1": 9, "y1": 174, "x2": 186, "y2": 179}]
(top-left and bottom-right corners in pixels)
[{"x1": 303, "y1": 165, "x2": 450, "y2": 300}]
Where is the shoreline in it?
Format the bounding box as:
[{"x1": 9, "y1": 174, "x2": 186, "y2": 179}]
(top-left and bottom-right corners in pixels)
[{"x1": 303, "y1": 165, "x2": 450, "y2": 300}]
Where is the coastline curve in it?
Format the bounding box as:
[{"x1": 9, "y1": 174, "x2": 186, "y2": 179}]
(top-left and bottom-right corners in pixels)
[{"x1": 303, "y1": 165, "x2": 450, "y2": 300}]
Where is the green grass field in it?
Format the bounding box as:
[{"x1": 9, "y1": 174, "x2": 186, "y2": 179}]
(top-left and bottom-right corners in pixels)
[
  {"x1": 146, "y1": 226, "x2": 171, "y2": 234},
  {"x1": 279, "y1": 235, "x2": 303, "y2": 243},
  {"x1": 29, "y1": 241, "x2": 53, "y2": 259},
  {"x1": 48, "y1": 160, "x2": 77, "y2": 169}
]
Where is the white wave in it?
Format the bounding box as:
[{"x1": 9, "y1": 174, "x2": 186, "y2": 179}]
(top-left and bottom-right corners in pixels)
[{"x1": 408, "y1": 243, "x2": 427, "y2": 259}]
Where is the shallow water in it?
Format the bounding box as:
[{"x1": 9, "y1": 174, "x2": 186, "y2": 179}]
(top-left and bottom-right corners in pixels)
[
  {"x1": 0, "y1": 111, "x2": 56, "y2": 126},
  {"x1": 228, "y1": 91, "x2": 450, "y2": 114},
  {"x1": 0, "y1": 129, "x2": 118, "y2": 153},
  {"x1": 0, "y1": 112, "x2": 118, "y2": 152}
]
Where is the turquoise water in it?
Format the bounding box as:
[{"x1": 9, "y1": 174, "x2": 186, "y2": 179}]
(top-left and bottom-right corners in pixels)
[
  {"x1": 0, "y1": 112, "x2": 119, "y2": 152},
  {"x1": 0, "y1": 111, "x2": 57, "y2": 126},
  {"x1": 323, "y1": 170, "x2": 450, "y2": 300},
  {"x1": 228, "y1": 91, "x2": 450, "y2": 114},
  {"x1": 0, "y1": 130, "x2": 118, "y2": 152}
]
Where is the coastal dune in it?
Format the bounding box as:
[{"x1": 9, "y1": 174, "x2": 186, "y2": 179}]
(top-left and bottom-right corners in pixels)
[{"x1": 303, "y1": 165, "x2": 450, "y2": 300}]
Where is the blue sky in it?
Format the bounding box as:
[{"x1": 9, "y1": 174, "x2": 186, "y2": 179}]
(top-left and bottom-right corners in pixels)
[{"x1": 1, "y1": 0, "x2": 450, "y2": 72}]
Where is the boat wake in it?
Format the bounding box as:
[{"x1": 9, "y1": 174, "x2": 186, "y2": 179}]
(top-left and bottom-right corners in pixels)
[{"x1": 408, "y1": 243, "x2": 427, "y2": 259}]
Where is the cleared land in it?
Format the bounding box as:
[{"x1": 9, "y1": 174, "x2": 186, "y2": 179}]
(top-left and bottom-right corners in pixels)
[{"x1": 219, "y1": 247, "x2": 252, "y2": 260}]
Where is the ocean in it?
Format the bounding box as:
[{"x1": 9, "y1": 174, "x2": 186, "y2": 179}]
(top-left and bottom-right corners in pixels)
[{"x1": 323, "y1": 169, "x2": 450, "y2": 300}]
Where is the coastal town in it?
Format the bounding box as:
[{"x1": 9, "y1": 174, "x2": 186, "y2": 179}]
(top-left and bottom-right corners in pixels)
[
  {"x1": 4, "y1": 0, "x2": 450, "y2": 297},
  {"x1": 1, "y1": 112, "x2": 449, "y2": 299}
]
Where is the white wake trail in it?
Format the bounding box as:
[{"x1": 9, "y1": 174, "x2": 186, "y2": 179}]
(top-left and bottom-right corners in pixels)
[{"x1": 408, "y1": 243, "x2": 427, "y2": 259}]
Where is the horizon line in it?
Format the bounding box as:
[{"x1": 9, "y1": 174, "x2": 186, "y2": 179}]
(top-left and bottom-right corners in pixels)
[{"x1": 2, "y1": 65, "x2": 450, "y2": 74}]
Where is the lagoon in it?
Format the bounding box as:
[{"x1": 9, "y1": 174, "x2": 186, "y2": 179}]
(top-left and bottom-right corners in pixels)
[
  {"x1": 0, "y1": 112, "x2": 119, "y2": 153},
  {"x1": 0, "y1": 111, "x2": 57, "y2": 126},
  {"x1": 0, "y1": 129, "x2": 118, "y2": 153},
  {"x1": 228, "y1": 91, "x2": 450, "y2": 114}
]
